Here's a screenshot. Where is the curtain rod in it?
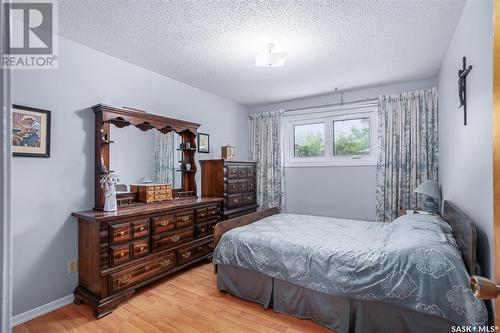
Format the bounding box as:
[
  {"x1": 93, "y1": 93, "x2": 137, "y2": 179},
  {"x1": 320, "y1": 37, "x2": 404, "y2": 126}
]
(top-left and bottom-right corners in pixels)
[{"x1": 284, "y1": 97, "x2": 378, "y2": 113}]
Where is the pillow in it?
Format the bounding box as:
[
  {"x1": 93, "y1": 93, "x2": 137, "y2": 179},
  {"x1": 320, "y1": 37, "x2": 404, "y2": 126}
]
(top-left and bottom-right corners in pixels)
[{"x1": 442, "y1": 201, "x2": 477, "y2": 276}]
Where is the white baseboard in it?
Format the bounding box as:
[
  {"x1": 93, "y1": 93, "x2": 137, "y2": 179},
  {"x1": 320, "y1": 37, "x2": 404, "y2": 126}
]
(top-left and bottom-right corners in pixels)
[{"x1": 11, "y1": 294, "x2": 74, "y2": 327}]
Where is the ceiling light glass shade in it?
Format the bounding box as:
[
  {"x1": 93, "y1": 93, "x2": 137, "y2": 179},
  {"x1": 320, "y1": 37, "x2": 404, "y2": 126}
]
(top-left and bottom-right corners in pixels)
[{"x1": 255, "y1": 44, "x2": 287, "y2": 67}]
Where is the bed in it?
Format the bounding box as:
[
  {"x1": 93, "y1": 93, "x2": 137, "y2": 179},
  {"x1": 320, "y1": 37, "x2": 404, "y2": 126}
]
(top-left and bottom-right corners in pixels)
[{"x1": 212, "y1": 201, "x2": 488, "y2": 333}]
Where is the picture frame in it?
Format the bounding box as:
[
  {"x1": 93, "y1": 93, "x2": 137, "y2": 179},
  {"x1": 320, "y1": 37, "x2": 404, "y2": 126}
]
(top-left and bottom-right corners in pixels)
[
  {"x1": 197, "y1": 132, "x2": 209, "y2": 153},
  {"x1": 12, "y1": 104, "x2": 51, "y2": 157}
]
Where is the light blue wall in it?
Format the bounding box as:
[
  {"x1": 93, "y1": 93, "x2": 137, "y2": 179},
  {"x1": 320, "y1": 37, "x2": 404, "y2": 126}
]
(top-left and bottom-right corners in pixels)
[
  {"x1": 438, "y1": 0, "x2": 493, "y2": 278},
  {"x1": 11, "y1": 36, "x2": 249, "y2": 316},
  {"x1": 249, "y1": 78, "x2": 438, "y2": 221}
]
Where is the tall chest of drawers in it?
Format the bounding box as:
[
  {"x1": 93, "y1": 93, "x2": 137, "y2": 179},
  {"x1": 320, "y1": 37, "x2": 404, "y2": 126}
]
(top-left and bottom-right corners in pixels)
[
  {"x1": 200, "y1": 159, "x2": 258, "y2": 219},
  {"x1": 72, "y1": 197, "x2": 223, "y2": 318}
]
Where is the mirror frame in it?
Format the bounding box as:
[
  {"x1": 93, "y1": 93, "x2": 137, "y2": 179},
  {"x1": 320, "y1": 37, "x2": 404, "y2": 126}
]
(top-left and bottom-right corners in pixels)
[{"x1": 92, "y1": 104, "x2": 200, "y2": 210}]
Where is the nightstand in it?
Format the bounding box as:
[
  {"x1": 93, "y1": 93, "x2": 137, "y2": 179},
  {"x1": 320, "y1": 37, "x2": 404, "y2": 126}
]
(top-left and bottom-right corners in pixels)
[{"x1": 399, "y1": 209, "x2": 438, "y2": 216}]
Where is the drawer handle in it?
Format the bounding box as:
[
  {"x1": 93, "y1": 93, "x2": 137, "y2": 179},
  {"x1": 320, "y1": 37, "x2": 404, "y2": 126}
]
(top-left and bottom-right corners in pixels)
[
  {"x1": 200, "y1": 213, "x2": 206, "y2": 217},
  {"x1": 240, "y1": 185, "x2": 245, "y2": 188},
  {"x1": 200, "y1": 228, "x2": 206, "y2": 233},
  {"x1": 231, "y1": 185, "x2": 236, "y2": 189},
  {"x1": 209, "y1": 242, "x2": 214, "y2": 249},
  {"x1": 140, "y1": 226, "x2": 145, "y2": 231},
  {"x1": 119, "y1": 231, "x2": 125, "y2": 236},
  {"x1": 231, "y1": 170, "x2": 236, "y2": 174},
  {"x1": 161, "y1": 259, "x2": 172, "y2": 267},
  {"x1": 179, "y1": 216, "x2": 190, "y2": 222},
  {"x1": 182, "y1": 251, "x2": 191, "y2": 259},
  {"x1": 198, "y1": 246, "x2": 204, "y2": 251},
  {"x1": 233, "y1": 199, "x2": 239, "y2": 203},
  {"x1": 144, "y1": 265, "x2": 151, "y2": 271},
  {"x1": 120, "y1": 252, "x2": 127, "y2": 257},
  {"x1": 160, "y1": 220, "x2": 170, "y2": 227},
  {"x1": 139, "y1": 246, "x2": 145, "y2": 251},
  {"x1": 118, "y1": 274, "x2": 131, "y2": 285},
  {"x1": 171, "y1": 234, "x2": 181, "y2": 242}
]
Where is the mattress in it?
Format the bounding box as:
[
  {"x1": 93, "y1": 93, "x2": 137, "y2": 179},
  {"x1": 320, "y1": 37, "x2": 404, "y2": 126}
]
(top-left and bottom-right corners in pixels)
[{"x1": 212, "y1": 213, "x2": 487, "y2": 327}]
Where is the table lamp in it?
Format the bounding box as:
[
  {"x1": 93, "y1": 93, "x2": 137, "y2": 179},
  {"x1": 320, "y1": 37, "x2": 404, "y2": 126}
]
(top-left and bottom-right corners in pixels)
[{"x1": 414, "y1": 180, "x2": 441, "y2": 213}]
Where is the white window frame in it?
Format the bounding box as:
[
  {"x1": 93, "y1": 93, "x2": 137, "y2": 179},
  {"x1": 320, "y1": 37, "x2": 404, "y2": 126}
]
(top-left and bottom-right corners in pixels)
[{"x1": 284, "y1": 103, "x2": 378, "y2": 167}]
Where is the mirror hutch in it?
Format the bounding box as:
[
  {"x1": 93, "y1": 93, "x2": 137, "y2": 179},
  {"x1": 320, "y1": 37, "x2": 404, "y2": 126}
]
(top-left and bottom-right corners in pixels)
[{"x1": 72, "y1": 104, "x2": 223, "y2": 318}]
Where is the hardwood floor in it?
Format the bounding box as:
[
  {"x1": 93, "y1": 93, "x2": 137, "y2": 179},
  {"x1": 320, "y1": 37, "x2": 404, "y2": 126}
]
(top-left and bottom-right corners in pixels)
[{"x1": 13, "y1": 262, "x2": 332, "y2": 333}]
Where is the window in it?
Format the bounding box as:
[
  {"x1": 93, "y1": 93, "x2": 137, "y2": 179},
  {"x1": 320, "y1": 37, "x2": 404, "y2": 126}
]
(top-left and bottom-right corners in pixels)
[
  {"x1": 294, "y1": 123, "x2": 324, "y2": 157},
  {"x1": 333, "y1": 118, "x2": 370, "y2": 156},
  {"x1": 284, "y1": 104, "x2": 377, "y2": 167}
]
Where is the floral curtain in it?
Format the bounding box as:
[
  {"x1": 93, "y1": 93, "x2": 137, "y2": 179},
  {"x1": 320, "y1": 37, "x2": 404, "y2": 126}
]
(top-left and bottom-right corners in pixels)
[
  {"x1": 376, "y1": 87, "x2": 438, "y2": 222},
  {"x1": 249, "y1": 110, "x2": 286, "y2": 211},
  {"x1": 153, "y1": 131, "x2": 175, "y2": 185}
]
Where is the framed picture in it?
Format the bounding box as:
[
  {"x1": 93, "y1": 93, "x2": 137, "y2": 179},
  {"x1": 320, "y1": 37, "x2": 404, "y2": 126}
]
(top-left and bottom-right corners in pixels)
[
  {"x1": 197, "y1": 133, "x2": 209, "y2": 153},
  {"x1": 12, "y1": 105, "x2": 51, "y2": 157}
]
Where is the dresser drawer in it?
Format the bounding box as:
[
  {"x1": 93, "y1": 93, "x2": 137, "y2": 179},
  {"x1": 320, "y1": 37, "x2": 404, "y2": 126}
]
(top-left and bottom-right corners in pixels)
[
  {"x1": 176, "y1": 211, "x2": 194, "y2": 228},
  {"x1": 109, "y1": 223, "x2": 131, "y2": 244},
  {"x1": 247, "y1": 179, "x2": 256, "y2": 191},
  {"x1": 132, "y1": 220, "x2": 149, "y2": 239},
  {"x1": 238, "y1": 167, "x2": 247, "y2": 178},
  {"x1": 152, "y1": 214, "x2": 175, "y2": 234},
  {"x1": 226, "y1": 194, "x2": 243, "y2": 209},
  {"x1": 176, "y1": 239, "x2": 214, "y2": 266},
  {"x1": 238, "y1": 181, "x2": 247, "y2": 192},
  {"x1": 110, "y1": 243, "x2": 130, "y2": 267},
  {"x1": 207, "y1": 206, "x2": 218, "y2": 219},
  {"x1": 151, "y1": 227, "x2": 194, "y2": 253},
  {"x1": 246, "y1": 165, "x2": 256, "y2": 178},
  {"x1": 226, "y1": 165, "x2": 239, "y2": 179},
  {"x1": 194, "y1": 222, "x2": 210, "y2": 238},
  {"x1": 131, "y1": 239, "x2": 149, "y2": 259},
  {"x1": 207, "y1": 220, "x2": 217, "y2": 235},
  {"x1": 243, "y1": 193, "x2": 256, "y2": 206},
  {"x1": 195, "y1": 208, "x2": 208, "y2": 222},
  {"x1": 227, "y1": 179, "x2": 240, "y2": 194},
  {"x1": 109, "y1": 253, "x2": 175, "y2": 293}
]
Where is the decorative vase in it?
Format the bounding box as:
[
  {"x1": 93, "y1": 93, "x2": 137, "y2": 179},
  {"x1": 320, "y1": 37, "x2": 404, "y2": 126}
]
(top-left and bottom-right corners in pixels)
[
  {"x1": 104, "y1": 186, "x2": 118, "y2": 212},
  {"x1": 100, "y1": 173, "x2": 118, "y2": 212}
]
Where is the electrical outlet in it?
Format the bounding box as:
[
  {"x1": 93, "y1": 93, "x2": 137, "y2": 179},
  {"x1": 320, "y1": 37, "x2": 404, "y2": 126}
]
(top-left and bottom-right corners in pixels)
[{"x1": 68, "y1": 260, "x2": 78, "y2": 274}]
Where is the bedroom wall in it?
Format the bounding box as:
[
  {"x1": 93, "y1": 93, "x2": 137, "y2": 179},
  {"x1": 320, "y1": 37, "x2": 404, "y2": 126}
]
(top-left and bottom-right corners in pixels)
[
  {"x1": 438, "y1": 0, "x2": 493, "y2": 278},
  {"x1": 11, "y1": 36, "x2": 249, "y2": 317},
  {"x1": 249, "y1": 78, "x2": 437, "y2": 221}
]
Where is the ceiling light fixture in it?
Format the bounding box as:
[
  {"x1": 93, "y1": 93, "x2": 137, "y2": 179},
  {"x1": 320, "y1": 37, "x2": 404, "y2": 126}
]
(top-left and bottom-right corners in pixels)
[{"x1": 255, "y1": 43, "x2": 287, "y2": 67}]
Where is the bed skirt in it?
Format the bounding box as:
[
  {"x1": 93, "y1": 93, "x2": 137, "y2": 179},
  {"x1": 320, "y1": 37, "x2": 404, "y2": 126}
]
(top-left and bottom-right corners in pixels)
[{"x1": 216, "y1": 264, "x2": 454, "y2": 333}]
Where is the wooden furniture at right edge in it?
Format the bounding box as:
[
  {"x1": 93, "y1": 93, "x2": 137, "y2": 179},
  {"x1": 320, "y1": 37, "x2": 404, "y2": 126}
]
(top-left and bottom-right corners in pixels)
[{"x1": 200, "y1": 160, "x2": 258, "y2": 219}]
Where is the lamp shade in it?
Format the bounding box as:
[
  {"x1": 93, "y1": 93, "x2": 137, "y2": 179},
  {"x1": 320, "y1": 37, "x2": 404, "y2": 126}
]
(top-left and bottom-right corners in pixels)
[{"x1": 414, "y1": 180, "x2": 441, "y2": 200}]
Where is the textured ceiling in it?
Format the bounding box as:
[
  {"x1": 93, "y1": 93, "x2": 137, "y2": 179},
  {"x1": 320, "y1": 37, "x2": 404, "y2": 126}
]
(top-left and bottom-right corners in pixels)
[{"x1": 59, "y1": 0, "x2": 465, "y2": 107}]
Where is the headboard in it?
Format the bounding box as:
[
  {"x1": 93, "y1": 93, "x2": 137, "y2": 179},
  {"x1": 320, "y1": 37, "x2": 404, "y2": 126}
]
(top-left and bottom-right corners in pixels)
[{"x1": 442, "y1": 200, "x2": 478, "y2": 276}]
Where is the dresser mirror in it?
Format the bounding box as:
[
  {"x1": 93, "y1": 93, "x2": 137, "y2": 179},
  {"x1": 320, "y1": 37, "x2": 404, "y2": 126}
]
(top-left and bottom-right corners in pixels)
[
  {"x1": 110, "y1": 125, "x2": 183, "y2": 189},
  {"x1": 92, "y1": 104, "x2": 200, "y2": 210}
]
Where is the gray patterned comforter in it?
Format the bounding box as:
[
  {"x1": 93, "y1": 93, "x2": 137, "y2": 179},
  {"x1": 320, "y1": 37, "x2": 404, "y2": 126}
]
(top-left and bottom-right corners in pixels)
[{"x1": 213, "y1": 213, "x2": 487, "y2": 327}]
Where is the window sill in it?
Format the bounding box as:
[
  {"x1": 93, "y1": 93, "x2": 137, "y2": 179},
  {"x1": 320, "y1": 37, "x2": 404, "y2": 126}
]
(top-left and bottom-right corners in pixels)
[{"x1": 284, "y1": 159, "x2": 377, "y2": 168}]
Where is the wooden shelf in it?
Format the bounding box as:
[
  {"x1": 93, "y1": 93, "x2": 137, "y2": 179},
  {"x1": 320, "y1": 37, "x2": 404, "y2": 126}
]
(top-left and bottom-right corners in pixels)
[{"x1": 177, "y1": 148, "x2": 197, "y2": 151}]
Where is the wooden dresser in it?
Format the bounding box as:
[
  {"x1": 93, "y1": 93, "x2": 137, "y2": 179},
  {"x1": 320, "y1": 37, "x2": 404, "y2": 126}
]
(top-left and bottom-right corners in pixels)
[
  {"x1": 72, "y1": 197, "x2": 223, "y2": 318},
  {"x1": 73, "y1": 105, "x2": 225, "y2": 318},
  {"x1": 200, "y1": 160, "x2": 258, "y2": 219}
]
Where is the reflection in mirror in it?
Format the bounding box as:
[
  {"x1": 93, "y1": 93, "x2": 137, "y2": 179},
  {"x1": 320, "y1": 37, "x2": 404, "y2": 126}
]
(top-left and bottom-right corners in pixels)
[{"x1": 110, "y1": 126, "x2": 182, "y2": 191}]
